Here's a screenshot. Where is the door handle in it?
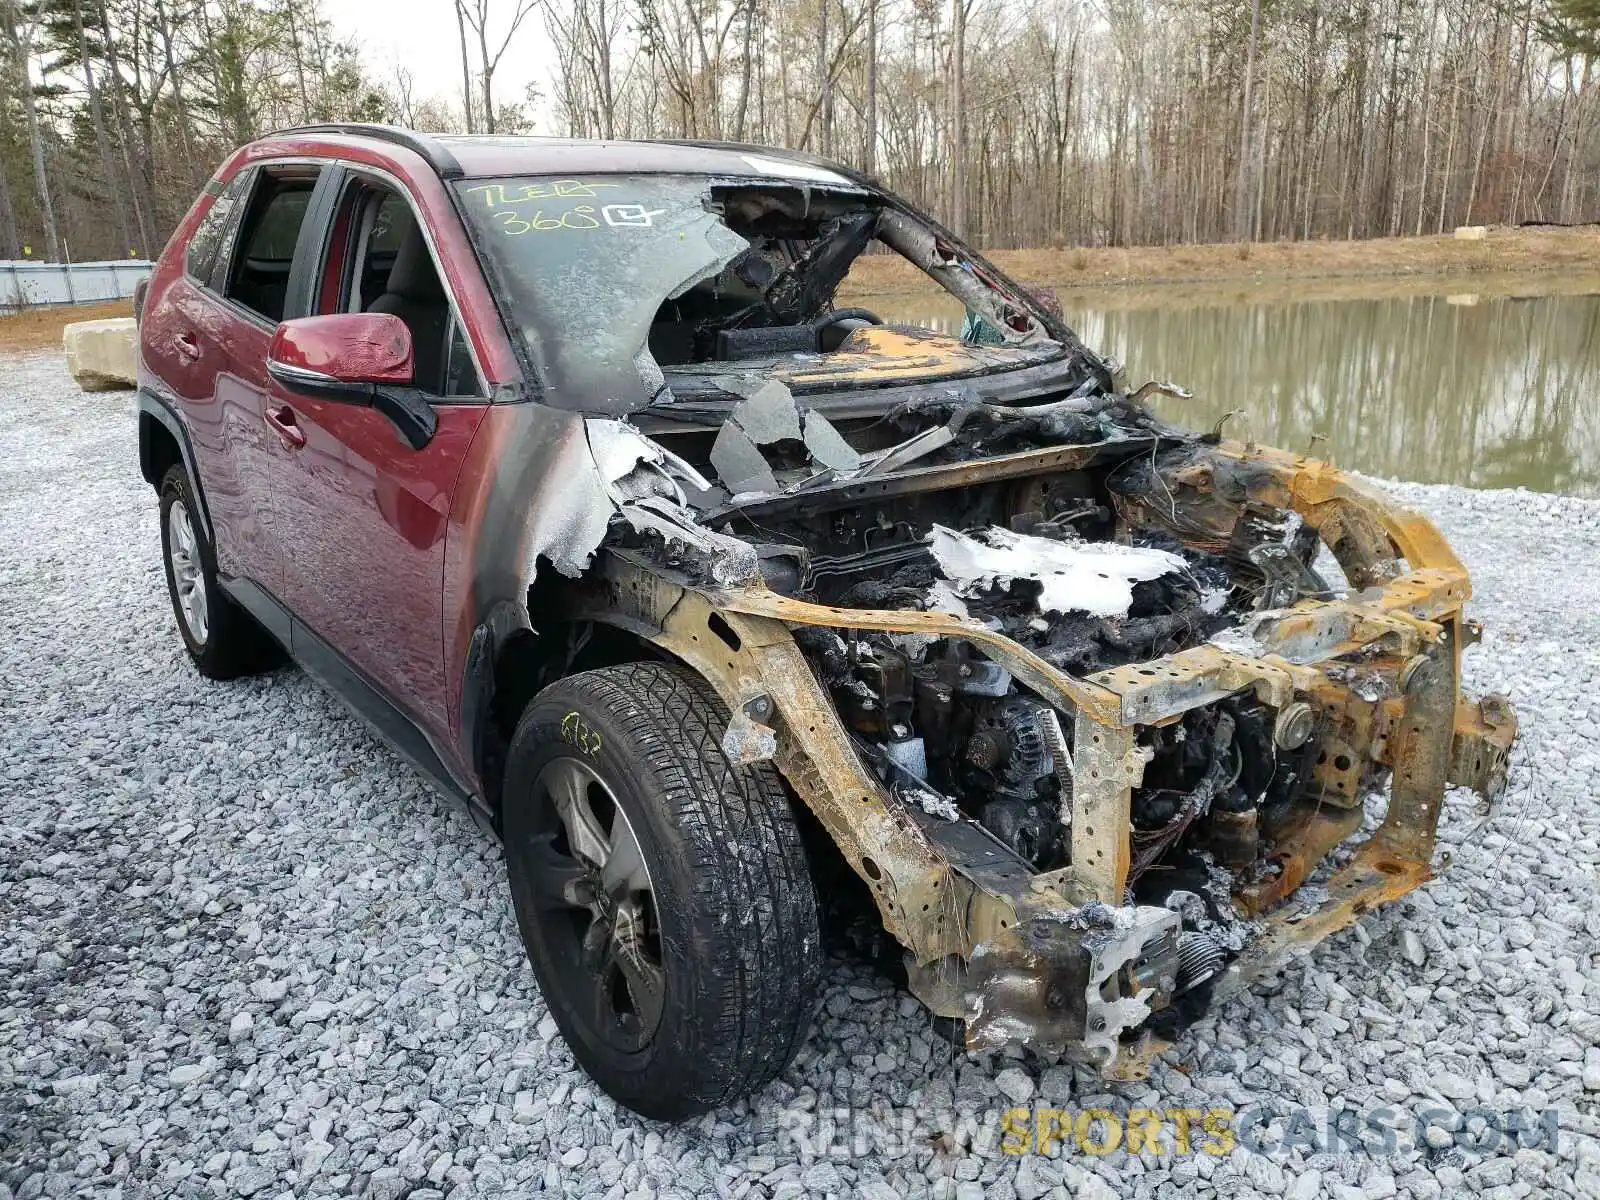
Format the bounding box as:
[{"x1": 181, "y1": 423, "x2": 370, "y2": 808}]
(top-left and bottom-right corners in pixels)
[
  {"x1": 173, "y1": 332, "x2": 201, "y2": 362},
  {"x1": 265, "y1": 403, "x2": 307, "y2": 449}
]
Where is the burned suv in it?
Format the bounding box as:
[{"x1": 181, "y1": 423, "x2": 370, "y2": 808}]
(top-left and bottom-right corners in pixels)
[{"x1": 136, "y1": 125, "x2": 1515, "y2": 1119}]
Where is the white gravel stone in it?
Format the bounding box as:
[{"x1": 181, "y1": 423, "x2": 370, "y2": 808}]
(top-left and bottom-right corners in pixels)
[
  {"x1": 1401, "y1": 929, "x2": 1427, "y2": 966},
  {"x1": 994, "y1": 1066, "x2": 1036, "y2": 1105},
  {"x1": 1, "y1": 350, "x2": 1594, "y2": 1198},
  {"x1": 1289, "y1": 1169, "x2": 1322, "y2": 1199},
  {"x1": 250, "y1": 977, "x2": 289, "y2": 1003},
  {"x1": 166, "y1": 1060, "x2": 213, "y2": 1087},
  {"x1": 227, "y1": 1010, "x2": 254, "y2": 1043}
]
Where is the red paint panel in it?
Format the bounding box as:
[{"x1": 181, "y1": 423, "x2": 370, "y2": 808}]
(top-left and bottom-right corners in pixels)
[
  {"x1": 146, "y1": 135, "x2": 525, "y2": 792},
  {"x1": 264, "y1": 392, "x2": 486, "y2": 744},
  {"x1": 138, "y1": 165, "x2": 287, "y2": 590}
]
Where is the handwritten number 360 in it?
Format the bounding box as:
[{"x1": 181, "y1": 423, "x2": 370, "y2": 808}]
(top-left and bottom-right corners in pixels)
[{"x1": 495, "y1": 205, "x2": 601, "y2": 235}]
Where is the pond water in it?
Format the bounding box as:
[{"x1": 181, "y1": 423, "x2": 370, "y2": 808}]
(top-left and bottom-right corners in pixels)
[{"x1": 867, "y1": 279, "x2": 1600, "y2": 497}]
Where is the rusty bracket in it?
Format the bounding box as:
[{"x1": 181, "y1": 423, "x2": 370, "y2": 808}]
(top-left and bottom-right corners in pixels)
[{"x1": 1448, "y1": 693, "x2": 1517, "y2": 801}]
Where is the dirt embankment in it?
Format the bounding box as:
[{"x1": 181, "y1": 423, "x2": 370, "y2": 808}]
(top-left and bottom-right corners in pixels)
[
  {"x1": 842, "y1": 225, "x2": 1600, "y2": 297},
  {"x1": 0, "y1": 300, "x2": 133, "y2": 353}
]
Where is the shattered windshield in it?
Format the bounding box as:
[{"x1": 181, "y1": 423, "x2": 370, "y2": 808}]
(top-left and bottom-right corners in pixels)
[
  {"x1": 456, "y1": 175, "x2": 749, "y2": 413},
  {"x1": 457, "y1": 172, "x2": 1071, "y2": 416}
]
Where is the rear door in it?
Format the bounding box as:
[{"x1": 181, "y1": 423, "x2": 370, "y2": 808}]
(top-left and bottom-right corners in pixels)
[
  {"x1": 140, "y1": 167, "x2": 254, "y2": 575},
  {"x1": 262, "y1": 170, "x2": 489, "y2": 744},
  {"x1": 206, "y1": 163, "x2": 331, "y2": 596}
]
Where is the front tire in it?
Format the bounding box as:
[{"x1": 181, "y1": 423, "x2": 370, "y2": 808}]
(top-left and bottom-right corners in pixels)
[
  {"x1": 158, "y1": 465, "x2": 278, "y2": 679},
  {"x1": 502, "y1": 662, "x2": 823, "y2": 1120}
]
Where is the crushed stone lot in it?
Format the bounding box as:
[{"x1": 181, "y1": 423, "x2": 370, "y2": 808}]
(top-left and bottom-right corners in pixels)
[{"x1": 1, "y1": 347, "x2": 1598, "y2": 1199}]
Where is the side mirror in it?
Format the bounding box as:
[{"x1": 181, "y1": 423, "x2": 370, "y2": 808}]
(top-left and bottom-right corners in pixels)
[{"x1": 267, "y1": 313, "x2": 437, "y2": 450}]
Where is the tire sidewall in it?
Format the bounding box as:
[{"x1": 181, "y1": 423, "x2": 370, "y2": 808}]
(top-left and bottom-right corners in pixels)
[{"x1": 502, "y1": 690, "x2": 729, "y2": 1108}]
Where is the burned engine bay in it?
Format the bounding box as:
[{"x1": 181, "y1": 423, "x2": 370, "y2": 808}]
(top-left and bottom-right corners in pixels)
[
  {"x1": 727, "y1": 434, "x2": 1327, "y2": 876},
  {"x1": 502, "y1": 170, "x2": 1517, "y2": 1074},
  {"x1": 528, "y1": 364, "x2": 1517, "y2": 1074},
  {"x1": 643, "y1": 387, "x2": 1351, "y2": 991}
]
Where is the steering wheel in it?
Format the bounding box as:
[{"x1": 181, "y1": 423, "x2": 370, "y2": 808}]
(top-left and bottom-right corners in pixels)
[{"x1": 814, "y1": 307, "x2": 885, "y2": 352}]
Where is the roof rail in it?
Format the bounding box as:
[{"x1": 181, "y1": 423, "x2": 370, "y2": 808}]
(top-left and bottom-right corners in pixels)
[{"x1": 269, "y1": 123, "x2": 465, "y2": 180}]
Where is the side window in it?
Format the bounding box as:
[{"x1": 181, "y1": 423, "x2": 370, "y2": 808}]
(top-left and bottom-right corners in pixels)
[
  {"x1": 223, "y1": 170, "x2": 321, "y2": 323},
  {"x1": 357, "y1": 193, "x2": 411, "y2": 312},
  {"x1": 184, "y1": 170, "x2": 251, "y2": 285},
  {"x1": 317, "y1": 177, "x2": 484, "y2": 399},
  {"x1": 443, "y1": 320, "x2": 484, "y2": 398}
]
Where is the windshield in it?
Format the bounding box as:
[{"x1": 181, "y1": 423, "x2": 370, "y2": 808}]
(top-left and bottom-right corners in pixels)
[
  {"x1": 457, "y1": 175, "x2": 748, "y2": 413},
  {"x1": 455, "y1": 173, "x2": 1069, "y2": 415}
]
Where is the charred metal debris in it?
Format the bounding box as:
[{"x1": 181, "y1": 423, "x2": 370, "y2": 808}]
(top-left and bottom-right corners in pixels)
[{"x1": 507, "y1": 178, "x2": 1516, "y2": 1076}]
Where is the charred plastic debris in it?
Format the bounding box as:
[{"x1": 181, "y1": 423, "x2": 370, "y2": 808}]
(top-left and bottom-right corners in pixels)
[{"x1": 515, "y1": 178, "x2": 1515, "y2": 1074}]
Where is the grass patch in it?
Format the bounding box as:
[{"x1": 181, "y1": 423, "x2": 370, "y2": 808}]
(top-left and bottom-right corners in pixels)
[{"x1": 0, "y1": 300, "x2": 134, "y2": 353}]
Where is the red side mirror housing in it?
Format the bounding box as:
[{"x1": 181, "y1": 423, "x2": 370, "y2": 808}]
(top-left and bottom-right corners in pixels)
[
  {"x1": 266, "y1": 313, "x2": 435, "y2": 451},
  {"x1": 268, "y1": 313, "x2": 414, "y2": 387}
]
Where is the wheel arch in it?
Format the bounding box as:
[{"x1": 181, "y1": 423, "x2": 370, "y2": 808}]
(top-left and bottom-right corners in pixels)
[
  {"x1": 468, "y1": 603, "x2": 686, "y2": 819},
  {"x1": 461, "y1": 559, "x2": 859, "y2": 933},
  {"x1": 138, "y1": 390, "x2": 214, "y2": 543}
]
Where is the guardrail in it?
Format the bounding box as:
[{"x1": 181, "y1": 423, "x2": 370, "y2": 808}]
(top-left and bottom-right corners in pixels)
[{"x1": 1, "y1": 259, "x2": 153, "y2": 311}]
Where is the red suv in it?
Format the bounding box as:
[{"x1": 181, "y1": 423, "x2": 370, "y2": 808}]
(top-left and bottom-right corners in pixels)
[{"x1": 137, "y1": 125, "x2": 1514, "y2": 1120}]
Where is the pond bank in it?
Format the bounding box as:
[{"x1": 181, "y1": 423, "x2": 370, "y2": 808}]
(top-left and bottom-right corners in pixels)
[{"x1": 841, "y1": 225, "x2": 1600, "y2": 300}]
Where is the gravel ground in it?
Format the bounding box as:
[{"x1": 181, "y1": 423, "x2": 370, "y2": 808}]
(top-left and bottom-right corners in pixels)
[{"x1": 2, "y1": 348, "x2": 1597, "y2": 1200}]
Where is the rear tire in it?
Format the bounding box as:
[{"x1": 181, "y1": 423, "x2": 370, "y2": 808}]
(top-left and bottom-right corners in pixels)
[
  {"x1": 501, "y1": 662, "x2": 823, "y2": 1120},
  {"x1": 158, "y1": 465, "x2": 279, "y2": 679}
]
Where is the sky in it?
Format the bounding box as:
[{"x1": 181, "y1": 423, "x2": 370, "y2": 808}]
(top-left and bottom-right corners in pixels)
[{"x1": 323, "y1": 0, "x2": 559, "y2": 127}]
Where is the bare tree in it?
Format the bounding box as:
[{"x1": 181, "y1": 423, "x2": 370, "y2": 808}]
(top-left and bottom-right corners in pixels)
[
  {"x1": 2, "y1": 0, "x2": 60, "y2": 259},
  {"x1": 453, "y1": 0, "x2": 475, "y2": 132},
  {"x1": 457, "y1": 0, "x2": 540, "y2": 135},
  {"x1": 1234, "y1": 0, "x2": 1261, "y2": 240},
  {"x1": 950, "y1": 0, "x2": 967, "y2": 235},
  {"x1": 0, "y1": 0, "x2": 1594, "y2": 263},
  {"x1": 0, "y1": 154, "x2": 21, "y2": 259},
  {"x1": 69, "y1": 0, "x2": 133, "y2": 254}
]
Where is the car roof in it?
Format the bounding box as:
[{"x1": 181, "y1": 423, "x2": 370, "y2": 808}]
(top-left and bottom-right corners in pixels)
[
  {"x1": 438, "y1": 135, "x2": 858, "y2": 181},
  {"x1": 264, "y1": 124, "x2": 868, "y2": 186}
]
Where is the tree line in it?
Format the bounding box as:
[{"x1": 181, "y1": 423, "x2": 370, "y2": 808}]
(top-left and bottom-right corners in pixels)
[{"x1": 2, "y1": 0, "x2": 1596, "y2": 264}]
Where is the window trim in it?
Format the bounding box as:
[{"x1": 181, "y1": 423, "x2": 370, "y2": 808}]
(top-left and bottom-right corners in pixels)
[
  {"x1": 201, "y1": 166, "x2": 257, "y2": 295},
  {"x1": 313, "y1": 162, "x2": 488, "y2": 403},
  {"x1": 345, "y1": 190, "x2": 386, "y2": 314}
]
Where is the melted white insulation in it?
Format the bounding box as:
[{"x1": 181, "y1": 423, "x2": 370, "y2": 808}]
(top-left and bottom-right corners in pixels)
[{"x1": 927, "y1": 525, "x2": 1187, "y2": 618}]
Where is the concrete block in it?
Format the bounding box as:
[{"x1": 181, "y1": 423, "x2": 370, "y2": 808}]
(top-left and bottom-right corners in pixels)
[
  {"x1": 64, "y1": 317, "x2": 137, "y2": 391},
  {"x1": 1453, "y1": 225, "x2": 1488, "y2": 241}
]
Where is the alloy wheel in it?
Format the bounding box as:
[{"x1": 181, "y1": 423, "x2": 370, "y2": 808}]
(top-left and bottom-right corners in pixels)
[
  {"x1": 167, "y1": 501, "x2": 209, "y2": 645},
  {"x1": 524, "y1": 757, "x2": 665, "y2": 1052}
]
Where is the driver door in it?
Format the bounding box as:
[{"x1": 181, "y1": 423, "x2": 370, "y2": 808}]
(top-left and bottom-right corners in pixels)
[{"x1": 261, "y1": 170, "x2": 489, "y2": 744}]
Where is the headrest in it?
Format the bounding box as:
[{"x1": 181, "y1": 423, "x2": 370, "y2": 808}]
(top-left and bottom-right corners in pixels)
[{"x1": 384, "y1": 216, "x2": 444, "y2": 301}]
